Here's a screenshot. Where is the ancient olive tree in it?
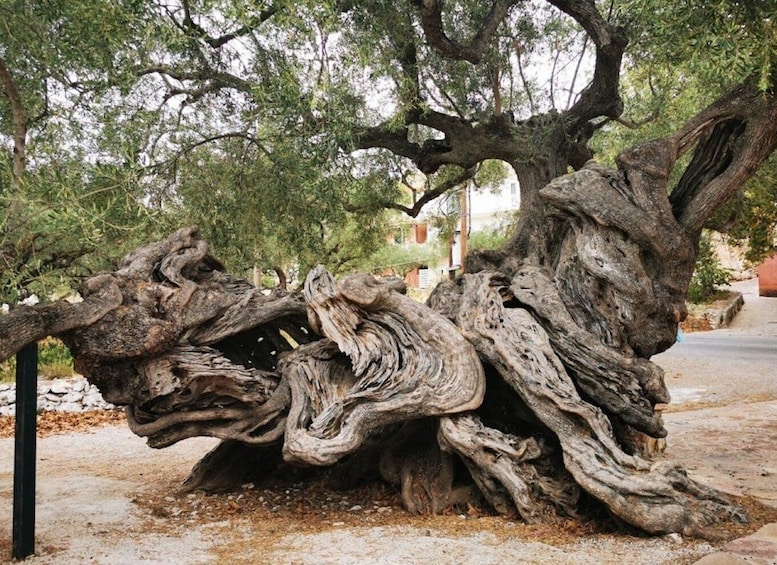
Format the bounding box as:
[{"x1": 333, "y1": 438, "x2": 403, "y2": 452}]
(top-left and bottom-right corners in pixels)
[{"x1": 3, "y1": 0, "x2": 777, "y2": 538}]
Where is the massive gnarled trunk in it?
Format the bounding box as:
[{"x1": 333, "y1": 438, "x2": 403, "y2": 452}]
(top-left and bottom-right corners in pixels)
[{"x1": 1, "y1": 77, "x2": 776, "y2": 538}]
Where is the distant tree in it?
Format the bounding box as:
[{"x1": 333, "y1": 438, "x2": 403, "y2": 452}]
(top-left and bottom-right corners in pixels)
[{"x1": 0, "y1": 1, "x2": 165, "y2": 302}]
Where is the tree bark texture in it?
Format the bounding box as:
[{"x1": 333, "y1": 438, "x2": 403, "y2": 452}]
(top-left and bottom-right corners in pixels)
[{"x1": 3, "y1": 79, "x2": 777, "y2": 537}]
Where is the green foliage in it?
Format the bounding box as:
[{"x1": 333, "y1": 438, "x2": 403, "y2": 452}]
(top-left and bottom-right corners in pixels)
[
  {"x1": 37, "y1": 337, "x2": 75, "y2": 379},
  {"x1": 723, "y1": 153, "x2": 777, "y2": 264},
  {"x1": 359, "y1": 236, "x2": 444, "y2": 278},
  {"x1": 620, "y1": 0, "x2": 777, "y2": 92},
  {"x1": 688, "y1": 233, "x2": 733, "y2": 304},
  {"x1": 0, "y1": 160, "x2": 165, "y2": 303},
  {"x1": 468, "y1": 225, "x2": 510, "y2": 252}
]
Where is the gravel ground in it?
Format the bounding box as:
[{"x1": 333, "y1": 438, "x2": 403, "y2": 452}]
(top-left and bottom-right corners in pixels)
[{"x1": 0, "y1": 424, "x2": 730, "y2": 564}]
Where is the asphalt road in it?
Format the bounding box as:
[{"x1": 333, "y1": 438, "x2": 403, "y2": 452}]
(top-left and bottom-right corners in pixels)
[
  {"x1": 653, "y1": 277, "x2": 777, "y2": 407},
  {"x1": 672, "y1": 332, "x2": 777, "y2": 361}
]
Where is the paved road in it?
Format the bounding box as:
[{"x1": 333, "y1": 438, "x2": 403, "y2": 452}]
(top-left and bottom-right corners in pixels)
[
  {"x1": 654, "y1": 277, "x2": 777, "y2": 407},
  {"x1": 673, "y1": 333, "x2": 777, "y2": 362},
  {"x1": 654, "y1": 277, "x2": 777, "y2": 515}
]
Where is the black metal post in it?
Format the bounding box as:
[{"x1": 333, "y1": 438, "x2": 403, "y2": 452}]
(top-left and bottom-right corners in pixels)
[{"x1": 12, "y1": 343, "x2": 37, "y2": 560}]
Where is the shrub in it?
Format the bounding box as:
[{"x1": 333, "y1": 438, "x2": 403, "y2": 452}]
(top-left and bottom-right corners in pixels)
[
  {"x1": 0, "y1": 337, "x2": 74, "y2": 383},
  {"x1": 688, "y1": 234, "x2": 732, "y2": 304}
]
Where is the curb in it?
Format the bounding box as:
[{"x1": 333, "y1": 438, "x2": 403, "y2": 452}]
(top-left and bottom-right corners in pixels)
[
  {"x1": 684, "y1": 291, "x2": 744, "y2": 331},
  {"x1": 708, "y1": 291, "x2": 745, "y2": 329}
]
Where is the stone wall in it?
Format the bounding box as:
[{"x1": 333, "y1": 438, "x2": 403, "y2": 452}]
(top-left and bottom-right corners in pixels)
[{"x1": 0, "y1": 376, "x2": 115, "y2": 417}]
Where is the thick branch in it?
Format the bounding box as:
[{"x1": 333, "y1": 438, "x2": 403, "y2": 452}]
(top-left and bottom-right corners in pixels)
[
  {"x1": 456, "y1": 272, "x2": 743, "y2": 537},
  {"x1": 0, "y1": 275, "x2": 122, "y2": 362},
  {"x1": 387, "y1": 166, "x2": 475, "y2": 217},
  {"x1": 413, "y1": 0, "x2": 521, "y2": 64},
  {"x1": 134, "y1": 65, "x2": 254, "y2": 95},
  {"x1": 670, "y1": 81, "x2": 777, "y2": 233},
  {"x1": 126, "y1": 345, "x2": 286, "y2": 448},
  {"x1": 356, "y1": 111, "x2": 521, "y2": 174},
  {"x1": 550, "y1": 0, "x2": 628, "y2": 134},
  {"x1": 281, "y1": 267, "x2": 485, "y2": 465},
  {"x1": 439, "y1": 414, "x2": 580, "y2": 523}
]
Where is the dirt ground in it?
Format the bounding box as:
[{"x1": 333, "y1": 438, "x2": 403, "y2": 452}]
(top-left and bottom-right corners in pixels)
[
  {"x1": 0, "y1": 278, "x2": 775, "y2": 564},
  {"x1": 2, "y1": 419, "x2": 770, "y2": 565}
]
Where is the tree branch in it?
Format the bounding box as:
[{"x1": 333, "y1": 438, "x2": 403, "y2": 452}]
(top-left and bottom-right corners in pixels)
[
  {"x1": 413, "y1": 0, "x2": 522, "y2": 64},
  {"x1": 0, "y1": 55, "x2": 27, "y2": 189},
  {"x1": 386, "y1": 166, "x2": 476, "y2": 217},
  {"x1": 135, "y1": 65, "x2": 253, "y2": 95},
  {"x1": 670, "y1": 80, "x2": 777, "y2": 233},
  {"x1": 549, "y1": 0, "x2": 628, "y2": 135},
  {"x1": 178, "y1": 0, "x2": 278, "y2": 49}
]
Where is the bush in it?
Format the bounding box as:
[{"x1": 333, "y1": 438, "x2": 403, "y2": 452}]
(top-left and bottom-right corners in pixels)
[
  {"x1": 688, "y1": 234, "x2": 732, "y2": 304},
  {"x1": 0, "y1": 337, "x2": 74, "y2": 383}
]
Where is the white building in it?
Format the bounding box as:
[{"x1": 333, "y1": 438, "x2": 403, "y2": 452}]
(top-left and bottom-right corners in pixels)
[{"x1": 404, "y1": 164, "x2": 521, "y2": 289}]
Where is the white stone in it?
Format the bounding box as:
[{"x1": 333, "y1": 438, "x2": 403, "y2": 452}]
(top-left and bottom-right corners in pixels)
[
  {"x1": 0, "y1": 390, "x2": 15, "y2": 404},
  {"x1": 50, "y1": 381, "x2": 71, "y2": 394},
  {"x1": 83, "y1": 393, "x2": 104, "y2": 407},
  {"x1": 62, "y1": 392, "x2": 84, "y2": 403},
  {"x1": 57, "y1": 402, "x2": 83, "y2": 413},
  {"x1": 0, "y1": 405, "x2": 15, "y2": 416},
  {"x1": 71, "y1": 379, "x2": 87, "y2": 393}
]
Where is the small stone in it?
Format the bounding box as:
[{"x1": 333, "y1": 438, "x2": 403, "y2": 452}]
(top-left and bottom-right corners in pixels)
[
  {"x1": 751, "y1": 523, "x2": 777, "y2": 543},
  {"x1": 377, "y1": 507, "x2": 391, "y2": 514},
  {"x1": 332, "y1": 522, "x2": 345, "y2": 526},
  {"x1": 71, "y1": 380, "x2": 87, "y2": 393},
  {"x1": 62, "y1": 392, "x2": 83, "y2": 403},
  {"x1": 693, "y1": 552, "x2": 748, "y2": 565},
  {"x1": 664, "y1": 533, "x2": 683, "y2": 544},
  {"x1": 348, "y1": 505, "x2": 362, "y2": 512},
  {"x1": 82, "y1": 393, "x2": 104, "y2": 407},
  {"x1": 50, "y1": 381, "x2": 70, "y2": 394},
  {"x1": 57, "y1": 402, "x2": 83, "y2": 413}
]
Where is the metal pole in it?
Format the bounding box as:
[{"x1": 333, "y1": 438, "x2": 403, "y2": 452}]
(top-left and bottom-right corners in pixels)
[{"x1": 12, "y1": 342, "x2": 37, "y2": 560}]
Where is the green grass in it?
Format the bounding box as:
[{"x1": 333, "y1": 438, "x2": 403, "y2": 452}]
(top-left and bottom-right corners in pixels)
[{"x1": 0, "y1": 337, "x2": 75, "y2": 383}]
